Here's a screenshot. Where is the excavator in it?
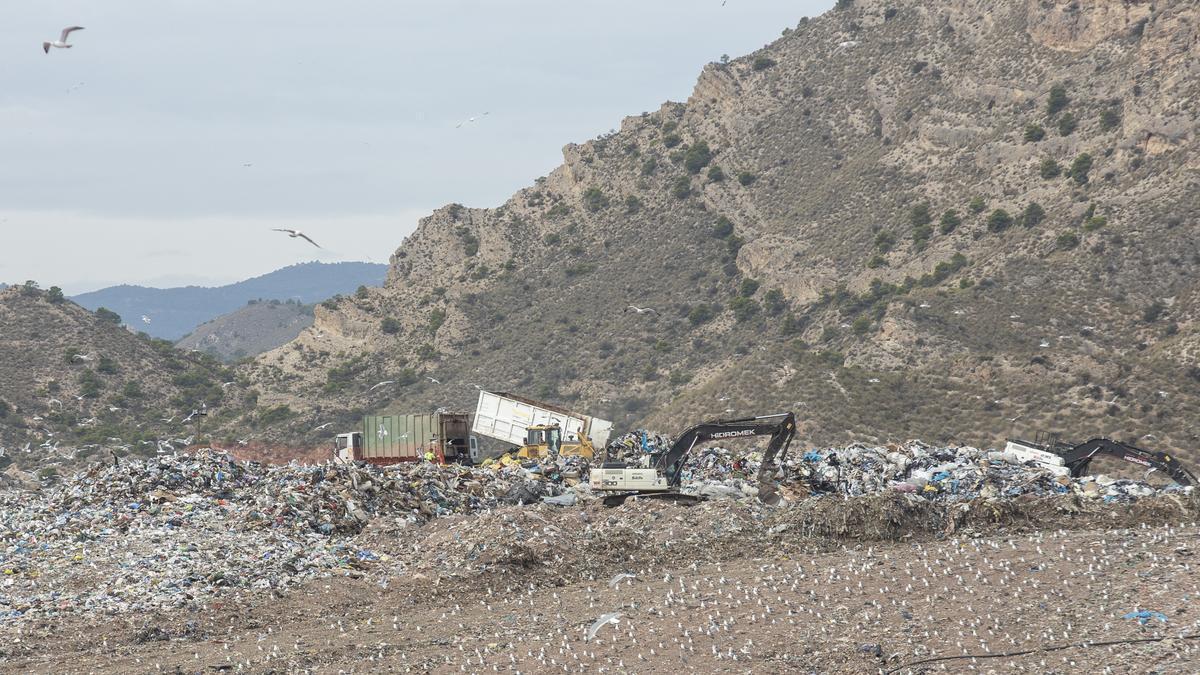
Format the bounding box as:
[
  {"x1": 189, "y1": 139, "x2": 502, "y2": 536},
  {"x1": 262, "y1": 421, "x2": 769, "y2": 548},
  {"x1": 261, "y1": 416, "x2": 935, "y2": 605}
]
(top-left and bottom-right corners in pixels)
[
  {"x1": 590, "y1": 412, "x2": 796, "y2": 506},
  {"x1": 1005, "y1": 433, "x2": 1197, "y2": 485}
]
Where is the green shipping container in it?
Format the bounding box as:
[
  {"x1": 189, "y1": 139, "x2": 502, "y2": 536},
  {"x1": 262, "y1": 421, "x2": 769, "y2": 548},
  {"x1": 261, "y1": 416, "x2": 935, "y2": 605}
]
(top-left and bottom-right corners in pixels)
[{"x1": 360, "y1": 413, "x2": 473, "y2": 464}]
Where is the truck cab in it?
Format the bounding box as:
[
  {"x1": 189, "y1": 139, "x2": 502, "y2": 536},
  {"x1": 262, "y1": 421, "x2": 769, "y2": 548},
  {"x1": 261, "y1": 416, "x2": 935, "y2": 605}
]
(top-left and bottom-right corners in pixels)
[{"x1": 333, "y1": 432, "x2": 363, "y2": 463}]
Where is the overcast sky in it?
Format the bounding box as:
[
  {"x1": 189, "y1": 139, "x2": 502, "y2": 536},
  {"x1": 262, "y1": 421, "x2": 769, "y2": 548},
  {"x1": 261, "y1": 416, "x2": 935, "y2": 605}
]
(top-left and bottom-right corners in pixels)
[{"x1": 2, "y1": 0, "x2": 831, "y2": 293}]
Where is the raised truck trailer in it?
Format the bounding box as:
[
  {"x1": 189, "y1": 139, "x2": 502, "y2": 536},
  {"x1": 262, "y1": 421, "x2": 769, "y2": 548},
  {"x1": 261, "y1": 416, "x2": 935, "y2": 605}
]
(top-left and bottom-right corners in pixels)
[
  {"x1": 472, "y1": 390, "x2": 613, "y2": 459},
  {"x1": 334, "y1": 412, "x2": 479, "y2": 465}
]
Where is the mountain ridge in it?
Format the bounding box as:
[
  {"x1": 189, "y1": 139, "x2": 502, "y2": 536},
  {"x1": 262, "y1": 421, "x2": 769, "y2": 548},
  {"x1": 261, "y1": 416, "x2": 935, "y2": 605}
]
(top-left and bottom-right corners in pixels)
[
  {"x1": 230, "y1": 0, "x2": 1200, "y2": 459},
  {"x1": 72, "y1": 261, "x2": 387, "y2": 341}
]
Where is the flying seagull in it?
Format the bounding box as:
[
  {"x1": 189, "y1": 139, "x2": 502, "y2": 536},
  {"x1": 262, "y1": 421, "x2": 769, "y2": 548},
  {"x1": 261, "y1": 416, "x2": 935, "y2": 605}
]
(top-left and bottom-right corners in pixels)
[
  {"x1": 272, "y1": 228, "x2": 321, "y2": 248},
  {"x1": 141, "y1": 315, "x2": 151, "y2": 324},
  {"x1": 455, "y1": 112, "x2": 489, "y2": 129},
  {"x1": 625, "y1": 306, "x2": 658, "y2": 315},
  {"x1": 368, "y1": 380, "x2": 394, "y2": 392},
  {"x1": 44, "y1": 26, "x2": 84, "y2": 53},
  {"x1": 608, "y1": 573, "x2": 636, "y2": 588},
  {"x1": 426, "y1": 376, "x2": 441, "y2": 384},
  {"x1": 586, "y1": 612, "x2": 621, "y2": 642},
  {"x1": 312, "y1": 422, "x2": 333, "y2": 432}
]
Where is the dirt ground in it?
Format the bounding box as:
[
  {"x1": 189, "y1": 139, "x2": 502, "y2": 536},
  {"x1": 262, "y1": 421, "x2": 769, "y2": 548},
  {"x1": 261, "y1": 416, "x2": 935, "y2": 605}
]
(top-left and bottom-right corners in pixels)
[{"x1": 5, "y1": 516, "x2": 1200, "y2": 674}]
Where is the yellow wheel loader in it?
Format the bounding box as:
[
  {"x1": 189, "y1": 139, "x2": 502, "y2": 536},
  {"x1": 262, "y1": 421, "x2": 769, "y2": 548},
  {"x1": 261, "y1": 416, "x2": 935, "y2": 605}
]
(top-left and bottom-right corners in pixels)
[{"x1": 514, "y1": 423, "x2": 596, "y2": 460}]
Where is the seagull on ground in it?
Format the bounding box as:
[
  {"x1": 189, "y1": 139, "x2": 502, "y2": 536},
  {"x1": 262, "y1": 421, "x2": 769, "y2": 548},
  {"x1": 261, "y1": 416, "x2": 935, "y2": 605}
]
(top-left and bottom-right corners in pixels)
[
  {"x1": 43, "y1": 26, "x2": 84, "y2": 53},
  {"x1": 368, "y1": 380, "x2": 394, "y2": 392},
  {"x1": 272, "y1": 228, "x2": 321, "y2": 248},
  {"x1": 625, "y1": 306, "x2": 658, "y2": 315}
]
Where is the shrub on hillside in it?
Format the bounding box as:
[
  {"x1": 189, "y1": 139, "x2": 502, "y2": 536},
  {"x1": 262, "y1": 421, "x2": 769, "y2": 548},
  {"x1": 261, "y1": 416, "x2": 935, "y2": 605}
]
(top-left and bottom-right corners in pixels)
[
  {"x1": 1057, "y1": 112, "x2": 1077, "y2": 136},
  {"x1": 939, "y1": 209, "x2": 961, "y2": 234},
  {"x1": 987, "y1": 209, "x2": 1013, "y2": 233},
  {"x1": 1070, "y1": 153, "x2": 1094, "y2": 184},
  {"x1": 1023, "y1": 124, "x2": 1046, "y2": 142},
  {"x1": 684, "y1": 141, "x2": 713, "y2": 174},
  {"x1": 1040, "y1": 158, "x2": 1062, "y2": 179},
  {"x1": 874, "y1": 230, "x2": 896, "y2": 253},
  {"x1": 1020, "y1": 202, "x2": 1046, "y2": 228},
  {"x1": 707, "y1": 165, "x2": 725, "y2": 182},
  {"x1": 687, "y1": 304, "x2": 715, "y2": 326},
  {"x1": 1056, "y1": 232, "x2": 1080, "y2": 250},
  {"x1": 752, "y1": 56, "x2": 776, "y2": 71},
  {"x1": 1099, "y1": 108, "x2": 1122, "y2": 132},
  {"x1": 1046, "y1": 84, "x2": 1069, "y2": 116},
  {"x1": 712, "y1": 215, "x2": 734, "y2": 238},
  {"x1": 912, "y1": 224, "x2": 933, "y2": 249},
  {"x1": 46, "y1": 286, "x2": 64, "y2": 304},
  {"x1": 737, "y1": 172, "x2": 757, "y2": 186},
  {"x1": 96, "y1": 307, "x2": 121, "y2": 325},
  {"x1": 582, "y1": 187, "x2": 610, "y2": 212},
  {"x1": 763, "y1": 289, "x2": 786, "y2": 316},
  {"x1": 670, "y1": 176, "x2": 692, "y2": 199},
  {"x1": 968, "y1": 196, "x2": 986, "y2": 214},
  {"x1": 381, "y1": 317, "x2": 401, "y2": 334},
  {"x1": 730, "y1": 296, "x2": 760, "y2": 321},
  {"x1": 739, "y1": 279, "x2": 760, "y2": 297},
  {"x1": 909, "y1": 202, "x2": 931, "y2": 227}
]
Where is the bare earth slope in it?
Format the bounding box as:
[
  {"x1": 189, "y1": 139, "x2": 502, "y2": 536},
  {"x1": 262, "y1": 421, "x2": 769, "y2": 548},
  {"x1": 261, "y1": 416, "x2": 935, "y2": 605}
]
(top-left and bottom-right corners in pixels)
[{"x1": 245, "y1": 0, "x2": 1200, "y2": 459}]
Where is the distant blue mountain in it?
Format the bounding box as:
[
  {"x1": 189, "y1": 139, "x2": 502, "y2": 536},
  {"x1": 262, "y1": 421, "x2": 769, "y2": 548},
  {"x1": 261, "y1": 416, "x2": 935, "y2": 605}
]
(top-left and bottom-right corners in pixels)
[{"x1": 72, "y1": 261, "x2": 388, "y2": 340}]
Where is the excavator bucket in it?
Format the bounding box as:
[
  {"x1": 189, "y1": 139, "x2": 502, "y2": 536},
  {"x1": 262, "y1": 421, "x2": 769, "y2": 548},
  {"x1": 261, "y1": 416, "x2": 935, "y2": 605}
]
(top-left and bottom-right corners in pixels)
[
  {"x1": 757, "y1": 473, "x2": 783, "y2": 505},
  {"x1": 758, "y1": 480, "x2": 782, "y2": 505}
]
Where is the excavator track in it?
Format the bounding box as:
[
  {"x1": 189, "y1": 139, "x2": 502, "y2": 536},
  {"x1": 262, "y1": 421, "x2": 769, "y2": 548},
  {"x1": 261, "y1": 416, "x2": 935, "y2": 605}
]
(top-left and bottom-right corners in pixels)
[{"x1": 601, "y1": 492, "x2": 705, "y2": 507}]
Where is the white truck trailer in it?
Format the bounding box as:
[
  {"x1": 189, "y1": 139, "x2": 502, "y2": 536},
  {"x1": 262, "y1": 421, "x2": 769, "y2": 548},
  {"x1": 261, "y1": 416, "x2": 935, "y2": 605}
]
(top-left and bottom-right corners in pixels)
[{"x1": 472, "y1": 391, "x2": 613, "y2": 450}]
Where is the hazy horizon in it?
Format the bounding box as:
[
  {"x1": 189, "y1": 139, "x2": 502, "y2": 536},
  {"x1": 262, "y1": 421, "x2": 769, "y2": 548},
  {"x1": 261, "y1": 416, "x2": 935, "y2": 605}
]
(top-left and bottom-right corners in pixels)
[{"x1": 2, "y1": 0, "x2": 832, "y2": 294}]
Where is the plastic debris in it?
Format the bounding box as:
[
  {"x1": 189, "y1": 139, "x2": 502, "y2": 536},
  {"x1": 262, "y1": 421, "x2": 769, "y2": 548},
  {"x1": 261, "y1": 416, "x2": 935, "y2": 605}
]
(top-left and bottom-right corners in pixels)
[{"x1": 1123, "y1": 610, "x2": 1168, "y2": 625}]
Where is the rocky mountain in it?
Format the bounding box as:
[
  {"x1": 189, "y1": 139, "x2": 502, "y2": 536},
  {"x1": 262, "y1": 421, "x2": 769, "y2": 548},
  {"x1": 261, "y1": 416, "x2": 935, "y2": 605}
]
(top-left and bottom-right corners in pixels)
[
  {"x1": 0, "y1": 286, "x2": 267, "y2": 467},
  {"x1": 72, "y1": 262, "x2": 387, "y2": 341},
  {"x1": 243, "y1": 0, "x2": 1200, "y2": 462},
  {"x1": 177, "y1": 300, "x2": 315, "y2": 362}
]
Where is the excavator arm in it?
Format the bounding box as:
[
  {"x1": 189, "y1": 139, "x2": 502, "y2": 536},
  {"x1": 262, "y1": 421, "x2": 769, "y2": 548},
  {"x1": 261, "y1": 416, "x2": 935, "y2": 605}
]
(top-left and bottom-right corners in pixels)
[
  {"x1": 655, "y1": 412, "x2": 797, "y2": 488},
  {"x1": 1056, "y1": 438, "x2": 1197, "y2": 486}
]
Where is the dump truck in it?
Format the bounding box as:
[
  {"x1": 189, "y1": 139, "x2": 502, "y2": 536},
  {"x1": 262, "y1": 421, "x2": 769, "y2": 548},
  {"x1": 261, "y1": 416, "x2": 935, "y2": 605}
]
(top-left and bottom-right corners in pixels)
[
  {"x1": 472, "y1": 391, "x2": 613, "y2": 459},
  {"x1": 334, "y1": 412, "x2": 479, "y2": 465}
]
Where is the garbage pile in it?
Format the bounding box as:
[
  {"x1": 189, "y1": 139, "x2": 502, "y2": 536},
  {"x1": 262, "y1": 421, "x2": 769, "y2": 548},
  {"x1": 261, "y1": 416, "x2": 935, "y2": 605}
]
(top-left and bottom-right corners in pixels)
[
  {"x1": 1, "y1": 439, "x2": 1190, "y2": 623},
  {"x1": 0, "y1": 449, "x2": 578, "y2": 621},
  {"x1": 673, "y1": 440, "x2": 1192, "y2": 503}
]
